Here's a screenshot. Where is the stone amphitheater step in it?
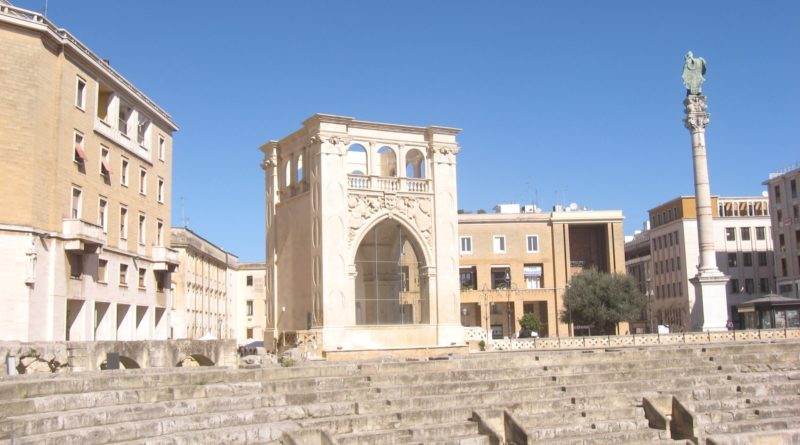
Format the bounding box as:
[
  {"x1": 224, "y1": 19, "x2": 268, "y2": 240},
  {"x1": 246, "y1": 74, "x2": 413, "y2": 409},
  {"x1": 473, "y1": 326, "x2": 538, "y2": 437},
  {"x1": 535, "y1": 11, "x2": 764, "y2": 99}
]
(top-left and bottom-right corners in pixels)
[
  {"x1": 704, "y1": 428, "x2": 800, "y2": 445},
  {"x1": 523, "y1": 417, "x2": 652, "y2": 441},
  {"x1": 513, "y1": 406, "x2": 645, "y2": 429},
  {"x1": 335, "y1": 419, "x2": 486, "y2": 445},
  {"x1": 111, "y1": 420, "x2": 299, "y2": 445},
  {"x1": 699, "y1": 416, "x2": 800, "y2": 437}
]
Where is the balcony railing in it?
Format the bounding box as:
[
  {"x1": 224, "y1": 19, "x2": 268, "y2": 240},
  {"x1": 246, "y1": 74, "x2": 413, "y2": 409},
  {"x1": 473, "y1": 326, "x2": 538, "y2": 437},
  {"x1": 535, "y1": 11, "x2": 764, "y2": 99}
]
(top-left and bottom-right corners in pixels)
[
  {"x1": 62, "y1": 219, "x2": 106, "y2": 251},
  {"x1": 348, "y1": 175, "x2": 430, "y2": 193},
  {"x1": 94, "y1": 117, "x2": 151, "y2": 162},
  {"x1": 152, "y1": 246, "x2": 180, "y2": 271}
]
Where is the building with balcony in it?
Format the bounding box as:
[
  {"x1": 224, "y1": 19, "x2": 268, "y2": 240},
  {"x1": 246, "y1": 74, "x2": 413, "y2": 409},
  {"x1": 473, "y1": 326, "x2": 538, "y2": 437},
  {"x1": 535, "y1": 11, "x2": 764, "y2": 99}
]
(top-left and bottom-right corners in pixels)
[
  {"x1": 0, "y1": 3, "x2": 178, "y2": 341},
  {"x1": 646, "y1": 196, "x2": 774, "y2": 331},
  {"x1": 261, "y1": 114, "x2": 462, "y2": 354},
  {"x1": 170, "y1": 228, "x2": 237, "y2": 340},
  {"x1": 457, "y1": 204, "x2": 627, "y2": 338},
  {"x1": 764, "y1": 165, "x2": 800, "y2": 299}
]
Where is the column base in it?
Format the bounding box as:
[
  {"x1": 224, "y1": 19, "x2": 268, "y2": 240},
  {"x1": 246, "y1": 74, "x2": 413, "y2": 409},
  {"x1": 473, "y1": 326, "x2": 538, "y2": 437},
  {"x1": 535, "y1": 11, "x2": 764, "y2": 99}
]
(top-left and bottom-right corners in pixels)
[{"x1": 690, "y1": 272, "x2": 729, "y2": 331}]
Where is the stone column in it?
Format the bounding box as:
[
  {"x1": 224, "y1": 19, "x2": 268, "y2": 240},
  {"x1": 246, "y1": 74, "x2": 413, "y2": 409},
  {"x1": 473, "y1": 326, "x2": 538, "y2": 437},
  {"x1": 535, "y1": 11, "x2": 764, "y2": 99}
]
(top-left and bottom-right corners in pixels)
[{"x1": 684, "y1": 94, "x2": 729, "y2": 331}]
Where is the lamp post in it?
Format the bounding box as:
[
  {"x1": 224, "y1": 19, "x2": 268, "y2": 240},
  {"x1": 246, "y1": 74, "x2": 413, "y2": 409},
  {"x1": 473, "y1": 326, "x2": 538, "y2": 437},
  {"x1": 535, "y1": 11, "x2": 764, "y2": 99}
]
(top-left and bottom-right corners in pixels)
[
  {"x1": 503, "y1": 270, "x2": 518, "y2": 338},
  {"x1": 480, "y1": 285, "x2": 492, "y2": 342}
]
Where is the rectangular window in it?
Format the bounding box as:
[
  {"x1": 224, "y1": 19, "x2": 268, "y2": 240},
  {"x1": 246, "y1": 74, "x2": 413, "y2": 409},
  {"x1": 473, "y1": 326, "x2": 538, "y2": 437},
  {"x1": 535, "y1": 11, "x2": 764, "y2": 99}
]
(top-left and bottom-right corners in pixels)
[
  {"x1": 756, "y1": 226, "x2": 766, "y2": 240},
  {"x1": 774, "y1": 185, "x2": 781, "y2": 202},
  {"x1": 71, "y1": 187, "x2": 82, "y2": 219},
  {"x1": 459, "y1": 266, "x2": 477, "y2": 290},
  {"x1": 100, "y1": 146, "x2": 111, "y2": 177},
  {"x1": 139, "y1": 168, "x2": 147, "y2": 195},
  {"x1": 725, "y1": 227, "x2": 736, "y2": 241},
  {"x1": 137, "y1": 116, "x2": 149, "y2": 147},
  {"x1": 777, "y1": 210, "x2": 783, "y2": 223},
  {"x1": 727, "y1": 253, "x2": 738, "y2": 267},
  {"x1": 493, "y1": 235, "x2": 506, "y2": 253},
  {"x1": 460, "y1": 236, "x2": 472, "y2": 254},
  {"x1": 121, "y1": 158, "x2": 129, "y2": 186},
  {"x1": 68, "y1": 253, "x2": 82, "y2": 278},
  {"x1": 730, "y1": 278, "x2": 740, "y2": 294},
  {"x1": 791, "y1": 179, "x2": 797, "y2": 199},
  {"x1": 73, "y1": 132, "x2": 87, "y2": 171},
  {"x1": 138, "y1": 267, "x2": 146, "y2": 288},
  {"x1": 118, "y1": 102, "x2": 131, "y2": 136},
  {"x1": 98, "y1": 259, "x2": 107, "y2": 283},
  {"x1": 743, "y1": 252, "x2": 752, "y2": 267},
  {"x1": 246, "y1": 328, "x2": 253, "y2": 339},
  {"x1": 758, "y1": 251, "x2": 768, "y2": 266},
  {"x1": 677, "y1": 256, "x2": 681, "y2": 271},
  {"x1": 75, "y1": 76, "x2": 86, "y2": 110},
  {"x1": 119, "y1": 206, "x2": 128, "y2": 240},
  {"x1": 119, "y1": 264, "x2": 128, "y2": 286},
  {"x1": 759, "y1": 278, "x2": 770, "y2": 293},
  {"x1": 741, "y1": 227, "x2": 751, "y2": 241},
  {"x1": 157, "y1": 178, "x2": 164, "y2": 203},
  {"x1": 745, "y1": 278, "x2": 755, "y2": 294},
  {"x1": 98, "y1": 198, "x2": 108, "y2": 233},
  {"x1": 523, "y1": 264, "x2": 543, "y2": 289},
  {"x1": 155, "y1": 271, "x2": 166, "y2": 291},
  {"x1": 246, "y1": 300, "x2": 254, "y2": 316},
  {"x1": 156, "y1": 220, "x2": 164, "y2": 246},
  {"x1": 526, "y1": 235, "x2": 539, "y2": 253},
  {"x1": 779, "y1": 234, "x2": 785, "y2": 247},
  {"x1": 158, "y1": 135, "x2": 166, "y2": 161},
  {"x1": 781, "y1": 258, "x2": 787, "y2": 277},
  {"x1": 138, "y1": 213, "x2": 146, "y2": 245},
  {"x1": 246, "y1": 275, "x2": 253, "y2": 286},
  {"x1": 491, "y1": 267, "x2": 510, "y2": 289}
]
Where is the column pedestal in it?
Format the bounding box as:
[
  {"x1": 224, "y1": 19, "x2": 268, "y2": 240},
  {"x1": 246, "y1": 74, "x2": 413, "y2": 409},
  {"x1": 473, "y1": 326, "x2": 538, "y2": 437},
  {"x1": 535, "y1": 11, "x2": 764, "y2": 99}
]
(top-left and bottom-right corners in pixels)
[{"x1": 690, "y1": 272, "x2": 729, "y2": 331}]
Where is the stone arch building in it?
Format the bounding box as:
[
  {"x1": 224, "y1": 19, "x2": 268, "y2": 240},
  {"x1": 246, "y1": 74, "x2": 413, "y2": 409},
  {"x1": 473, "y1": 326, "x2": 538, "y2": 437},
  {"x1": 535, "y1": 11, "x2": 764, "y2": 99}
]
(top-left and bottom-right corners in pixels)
[{"x1": 260, "y1": 114, "x2": 462, "y2": 353}]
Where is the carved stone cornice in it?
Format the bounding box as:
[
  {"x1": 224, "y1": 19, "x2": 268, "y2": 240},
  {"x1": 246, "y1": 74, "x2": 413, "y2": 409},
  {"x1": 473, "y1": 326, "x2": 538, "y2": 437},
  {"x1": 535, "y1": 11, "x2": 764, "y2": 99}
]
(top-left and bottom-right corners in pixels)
[
  {"x1": 431, "y1": 144, "x2": 460, "y2": 164},
  {"x1": 683, "y1": 95, "x2": 709, "y2": 132}
]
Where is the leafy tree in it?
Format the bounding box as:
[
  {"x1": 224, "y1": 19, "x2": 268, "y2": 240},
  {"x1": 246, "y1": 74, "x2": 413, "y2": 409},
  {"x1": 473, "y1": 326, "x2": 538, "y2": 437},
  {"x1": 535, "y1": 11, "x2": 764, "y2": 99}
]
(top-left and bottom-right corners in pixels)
[
  {"x1": 518, "y1": 313, "x2": 542, "y2": 337},
  {"x1": 561, "y1": 269, "x2": 644, "y2": 335},
  {"x1": 477, "y1": 209, "x2": 487, "y2": 214}
]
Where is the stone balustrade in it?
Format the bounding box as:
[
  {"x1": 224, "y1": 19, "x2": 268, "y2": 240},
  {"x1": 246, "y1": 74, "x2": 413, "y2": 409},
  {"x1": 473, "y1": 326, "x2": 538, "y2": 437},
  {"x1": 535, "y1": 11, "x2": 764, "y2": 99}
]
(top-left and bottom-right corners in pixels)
[{"x1": 347, "y1": 174, "x2": 430, "y2": 193}]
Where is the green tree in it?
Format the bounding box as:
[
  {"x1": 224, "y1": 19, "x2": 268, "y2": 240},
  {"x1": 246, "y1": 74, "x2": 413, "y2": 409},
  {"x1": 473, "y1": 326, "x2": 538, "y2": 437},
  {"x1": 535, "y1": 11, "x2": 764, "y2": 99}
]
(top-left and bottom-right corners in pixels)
[
  {"x1": 518, "y1": 313, "x2": 542, "y2": 336},
  {"x1": 561, "y1": 269, "x2": 644, "y2": 335}
]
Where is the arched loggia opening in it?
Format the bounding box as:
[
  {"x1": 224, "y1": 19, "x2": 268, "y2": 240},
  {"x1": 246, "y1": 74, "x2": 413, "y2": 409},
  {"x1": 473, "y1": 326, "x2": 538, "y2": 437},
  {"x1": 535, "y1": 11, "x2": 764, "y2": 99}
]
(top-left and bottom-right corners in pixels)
[
  {"x1": 405, "y1": 149, "x2": 425, "y2": 178},
  {"x1": 354, "y1": 219, "x2": 429, "y2": 325}
]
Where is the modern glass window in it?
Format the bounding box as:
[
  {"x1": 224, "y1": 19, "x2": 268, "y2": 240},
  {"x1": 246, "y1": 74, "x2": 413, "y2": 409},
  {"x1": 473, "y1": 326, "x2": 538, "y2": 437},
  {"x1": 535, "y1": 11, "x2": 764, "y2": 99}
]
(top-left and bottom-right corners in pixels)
[
  {"x1": 526, "y1": 235, "x2": 539, "y2": 253},
  {"x1": 460, "y1": 236, "x2": 472, "y2": 254},
  {"x1": 741, "y1": 227, "x2": 751, "y2": 241},
  {"x1": 524, "y1": 264, "x2": 543, "y2": 289},
  {"x1": 725, "y1": 227, "x2": 736, "y2": 241},
  {"x1": 493, "y1": 236, "x2": 506, "y2": 253},
  {"x1": 743, "y1": 252, "x2": 752, "y2": 267},
  {"x1": 756, "y1": 226, "x2": 766, "y2": 240}
]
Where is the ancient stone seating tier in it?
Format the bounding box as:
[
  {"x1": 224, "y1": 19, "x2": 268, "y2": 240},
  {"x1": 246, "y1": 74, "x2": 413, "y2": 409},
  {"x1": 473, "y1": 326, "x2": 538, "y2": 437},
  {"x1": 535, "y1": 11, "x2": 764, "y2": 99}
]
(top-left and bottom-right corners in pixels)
[{"x1": 0, "y1": 341, "x2": 799, "y2": 445}]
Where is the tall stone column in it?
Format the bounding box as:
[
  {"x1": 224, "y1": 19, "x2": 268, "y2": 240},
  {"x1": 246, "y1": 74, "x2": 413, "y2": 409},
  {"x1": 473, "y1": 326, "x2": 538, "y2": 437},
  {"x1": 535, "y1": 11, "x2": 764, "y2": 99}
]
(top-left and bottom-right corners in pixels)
[{"x1": 683, "y1": 53, "x2": 729, "y2": 331}]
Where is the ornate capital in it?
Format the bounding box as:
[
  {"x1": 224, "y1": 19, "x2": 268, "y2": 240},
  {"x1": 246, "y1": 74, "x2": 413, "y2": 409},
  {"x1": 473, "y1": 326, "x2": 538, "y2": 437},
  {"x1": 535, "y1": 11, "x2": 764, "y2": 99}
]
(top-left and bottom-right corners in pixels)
[
  {"x1": 431, "y1": 144, "x2": 460, "y2": 164},
  {"x1": 317, "y1": 134, "x2": 351, "y2": 156},
  {"x1": 683, "y1": 95, "x2": 710, "y2": 131}
]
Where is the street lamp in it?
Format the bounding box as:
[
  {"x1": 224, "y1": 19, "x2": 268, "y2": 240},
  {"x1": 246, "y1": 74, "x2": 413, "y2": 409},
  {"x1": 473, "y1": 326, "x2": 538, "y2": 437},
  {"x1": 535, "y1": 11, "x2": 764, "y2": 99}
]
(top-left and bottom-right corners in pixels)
[
  {"x1": 479, "y1": 285, "x2": 492, "y2": 342},
  {"x1": 502, "y1": 270, "x2": 518, "y2": 339}
]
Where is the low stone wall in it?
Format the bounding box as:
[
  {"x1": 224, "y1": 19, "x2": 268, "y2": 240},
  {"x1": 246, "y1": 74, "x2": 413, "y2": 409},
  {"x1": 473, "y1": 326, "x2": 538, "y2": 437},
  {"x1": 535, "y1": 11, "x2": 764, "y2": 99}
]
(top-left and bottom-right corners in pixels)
[
  {"x1": 0, "y1": 339, "x2": 237, "y2": 376},
  {"x1": 485, "y1": 328, "x2": 800, "y2": 351}
]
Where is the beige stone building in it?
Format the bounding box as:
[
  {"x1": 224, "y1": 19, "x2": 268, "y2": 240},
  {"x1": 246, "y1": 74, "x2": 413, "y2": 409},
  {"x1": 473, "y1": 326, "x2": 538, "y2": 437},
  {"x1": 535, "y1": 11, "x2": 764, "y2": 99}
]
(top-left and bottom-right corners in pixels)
[
  {"x1": 234, "y1": 263, "x2": 267, "y2": 344},
  {"x1": 764, "y1": 165, "x2": 800, "y2": 298},
  {"x1": 0, "y1": 4, "x2": 178, "y2": 341},
  {"x1": 624, "y1": 225, "x2": 653, "y2": 333},
  {"x1": 261, "y1": 114, "x2": 462, "y2": 353},
  {"x1": 646, "y1": 196, "x2": 774, "y2": 331},
  {"x1": 170, "y1": 228, "x2": 237, "y2": 340},
  {"x1": 458, "y1": 204, "x2": 626, "y2": 338}
]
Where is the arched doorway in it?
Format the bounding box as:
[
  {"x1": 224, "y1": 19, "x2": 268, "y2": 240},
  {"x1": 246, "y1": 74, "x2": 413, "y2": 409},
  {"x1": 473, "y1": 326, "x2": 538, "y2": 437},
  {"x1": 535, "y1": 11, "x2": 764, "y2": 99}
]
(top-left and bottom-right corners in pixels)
[{"x1": 354, "y1": 218, "x2": 429, "y2": 325}]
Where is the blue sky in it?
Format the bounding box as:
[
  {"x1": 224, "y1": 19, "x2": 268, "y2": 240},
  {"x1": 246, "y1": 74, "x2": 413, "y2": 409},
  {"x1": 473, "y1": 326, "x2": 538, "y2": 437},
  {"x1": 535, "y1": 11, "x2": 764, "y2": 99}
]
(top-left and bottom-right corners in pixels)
[{"x1": 18, "y1": 1, "x2": 799, "y2": 261}]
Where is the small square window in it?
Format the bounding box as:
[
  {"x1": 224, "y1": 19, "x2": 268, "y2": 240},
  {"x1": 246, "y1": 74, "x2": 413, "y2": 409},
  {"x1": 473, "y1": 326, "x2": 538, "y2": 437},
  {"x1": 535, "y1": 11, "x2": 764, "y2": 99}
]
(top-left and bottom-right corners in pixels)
[
  {"x1": 460, "y1": 236, "x2": 472, "y2": 254},
  {"x1": 493, "y1": 235, "x2": 506, "y2": 254},
  {"x1": 246, "y1": 275, "x2": 253, "y2": 286}
]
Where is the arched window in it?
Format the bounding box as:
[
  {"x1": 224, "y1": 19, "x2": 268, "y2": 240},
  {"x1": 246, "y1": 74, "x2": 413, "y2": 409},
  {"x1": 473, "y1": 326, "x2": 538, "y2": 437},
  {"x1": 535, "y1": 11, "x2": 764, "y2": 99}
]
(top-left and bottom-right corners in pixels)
[
  {"x1": 347, "y1": 144, "x2": 368, "y2": 175},
  {"x1": 354, "y1": 219, "x2": 429, "y2": 325},
  {"x1": 284, "y1": 158, "x2": 292, "y2": 187},
  {"x1": 377, "y1": 146, "x2": 396, "y2": 177},
  {"x1": 296, "y1": 154, "x2": 304, "y2": 183},
  {"x1": 405, "y1": 149, "x2": 425, "y2": 178}
]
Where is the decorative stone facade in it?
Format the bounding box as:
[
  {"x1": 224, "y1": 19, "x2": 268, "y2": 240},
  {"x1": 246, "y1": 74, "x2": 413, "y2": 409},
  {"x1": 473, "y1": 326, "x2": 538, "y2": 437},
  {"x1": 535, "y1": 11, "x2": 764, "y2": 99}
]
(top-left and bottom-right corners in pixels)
[{"x1": 260, "y1": 114, "x2": 462, "y2": 353}]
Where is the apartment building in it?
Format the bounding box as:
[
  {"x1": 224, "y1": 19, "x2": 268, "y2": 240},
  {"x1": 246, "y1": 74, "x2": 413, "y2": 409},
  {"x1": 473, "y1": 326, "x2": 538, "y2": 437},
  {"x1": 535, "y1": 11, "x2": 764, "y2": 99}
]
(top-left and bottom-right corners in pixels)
[
  {"x1": 624, "y1": 226, "x2": 653, "y2": 333},
  {"x1": 646, "y1": 196, "x2": 773, "y2": 331},
  {"x1": 170, "y1": 228, "x2": 237, "y2": 340},
  {"x1": 764, "y1": 165, "x2": 800, "y2": 298},
  {"x1": 234, "y1": 263, "x2": 267, "y2": 344},
  {"x1": 0, "y1": 4, "x2": 178, "y2": 341},
  {"x1": 458, "y1": 204, "x2": 626, "y2": 338}
]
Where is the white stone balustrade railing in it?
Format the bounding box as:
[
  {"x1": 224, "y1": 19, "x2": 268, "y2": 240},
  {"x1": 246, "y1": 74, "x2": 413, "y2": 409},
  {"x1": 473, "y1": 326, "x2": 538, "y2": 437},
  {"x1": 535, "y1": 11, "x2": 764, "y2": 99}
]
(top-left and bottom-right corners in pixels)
[
  {"x1": 476, "y1": 328, "x2": 800, "y2": 352},
  {"x1": 62, "y1": 219, "x2": 107, "y2": 249},
  {"x1": 348, "y1": 175, "x2": 430, "y2": 193},
  {"x1": 94, "y1": 118, "x2": 151, "y2": 162},
  {"x1": 152, "y1": 246, "x2": 180, "y2": 271}
]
